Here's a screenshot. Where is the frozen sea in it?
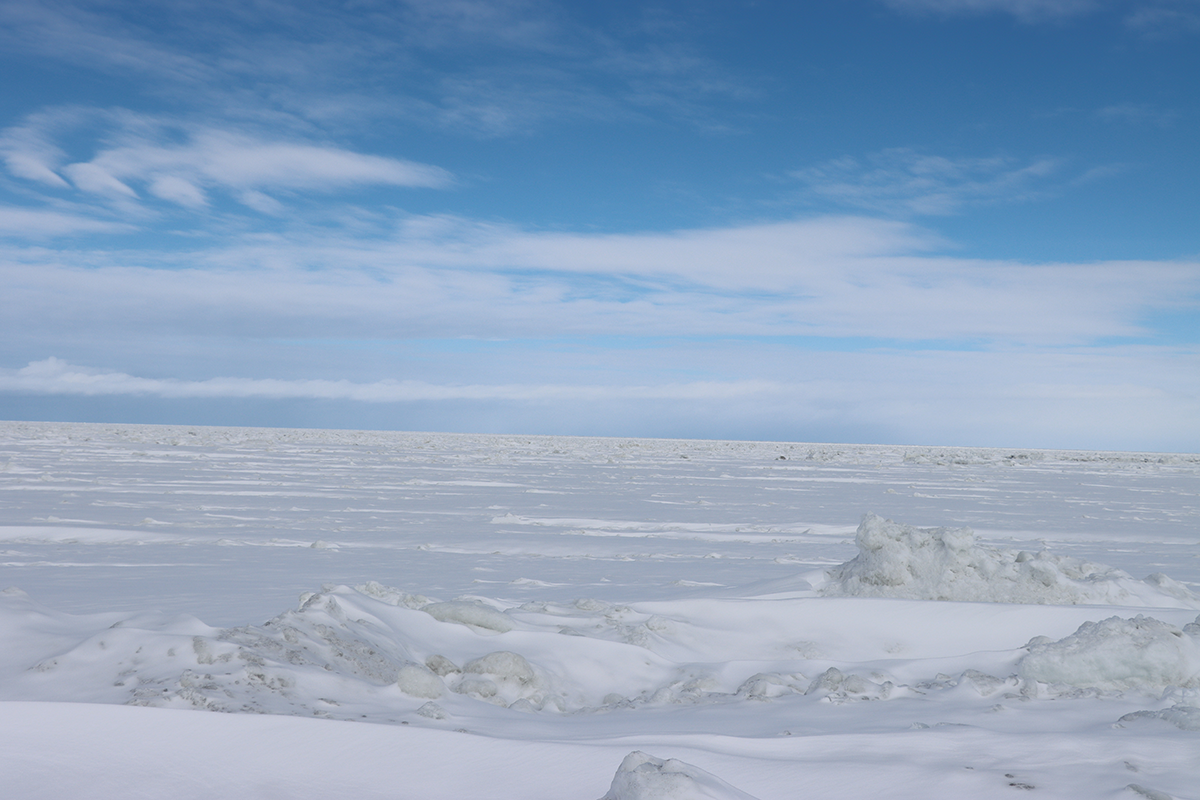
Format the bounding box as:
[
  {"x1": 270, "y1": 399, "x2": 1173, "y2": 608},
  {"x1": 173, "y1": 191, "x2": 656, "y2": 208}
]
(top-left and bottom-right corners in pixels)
[{"x1": 1, "y1": 421, "x2": 1198, "y2": 799}]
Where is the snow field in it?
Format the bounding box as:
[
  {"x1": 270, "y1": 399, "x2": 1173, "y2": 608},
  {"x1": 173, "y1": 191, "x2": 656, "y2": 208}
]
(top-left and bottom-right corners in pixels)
[{"x1": 1, "y1": 422, "x2": 1199, "y2": 799}]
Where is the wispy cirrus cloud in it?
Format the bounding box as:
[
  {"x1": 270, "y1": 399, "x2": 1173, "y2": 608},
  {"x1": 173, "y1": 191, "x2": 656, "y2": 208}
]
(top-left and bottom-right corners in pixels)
[
  {"x1": 1123, "y1": 0, "x2": 1200, "y2": 34},
  {"x1": 0, "y1": 0, "x2": 217, "y2": 84},
  {"x1": 881, "y1": 0, "x2": 1200, "y2": 33},
  {"x1": 0, "y1": 110, "x2": 452, "y2": 213},
  {"x1": 73, "y1": 129, "x2": 452, "y2": 202},
  {"x1": 789, "y1": 149, "x2": 1062, "y2": 216},
  {"x1": 0, "y1": 0, "x2": 750, "y2": 139},
  {"x1": 879, "y1": 0, "x2": 1100, "y2": 21},
  {"x1": 1095, "y1": 102, "x2": 1180, "y2": 126}
]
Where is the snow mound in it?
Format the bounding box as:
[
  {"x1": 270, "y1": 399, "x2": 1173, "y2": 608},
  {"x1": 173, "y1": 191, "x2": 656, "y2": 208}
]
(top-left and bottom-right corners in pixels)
[
  {"x1": 1019, "y1": 615, "x2": 1200, "y2": 692},
  {"x1": 821, "y1": 513, "x2": 1200, "y2": 606},
  {"x1": 600, "y1": 752, "x2": 761, "y2": 800}
]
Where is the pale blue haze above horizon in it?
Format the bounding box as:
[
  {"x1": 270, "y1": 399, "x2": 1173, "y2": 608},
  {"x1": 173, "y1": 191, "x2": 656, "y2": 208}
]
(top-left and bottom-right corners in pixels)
[{"x1": 1, "y1": 0, "x2": 1197, "y2": 451}]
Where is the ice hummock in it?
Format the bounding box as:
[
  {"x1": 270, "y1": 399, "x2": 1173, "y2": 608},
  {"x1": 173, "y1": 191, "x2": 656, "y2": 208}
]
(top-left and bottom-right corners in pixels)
[
  {"x1": 1118, "y1": 704, "x2": 1200, "y2": 731},
  {"x1": 1019, "y1": 615, "x2": 1200, "y2": 692},
  {"x1": 601, "y1": 752, "x2": 761, "y2": 800},
  {"x1": 820, "y1": 513, "x2": 1200, "y2": 607}
]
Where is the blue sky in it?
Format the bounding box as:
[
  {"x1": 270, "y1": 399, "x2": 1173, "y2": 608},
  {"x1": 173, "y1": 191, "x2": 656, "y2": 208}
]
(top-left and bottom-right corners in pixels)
[{"x1": 1, "y1": 0, "x2": 1198, "y2": 451}]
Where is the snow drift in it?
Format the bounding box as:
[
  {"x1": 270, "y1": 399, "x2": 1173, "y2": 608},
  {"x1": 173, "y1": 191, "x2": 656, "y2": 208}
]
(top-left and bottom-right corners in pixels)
[{"x1": 821, "y1": 513, "x2": 1200, "y2": 607}]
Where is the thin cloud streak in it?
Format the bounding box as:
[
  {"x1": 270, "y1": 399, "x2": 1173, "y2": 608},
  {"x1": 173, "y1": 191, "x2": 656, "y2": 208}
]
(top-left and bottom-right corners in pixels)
[
  {"x1": 0, "y1": 1, "x2": 751, "y2": 139},
  {"x1": 0, "y1": 207, "x2": 134, "y2": 236},
  {"x1": 2, "y1": 215, "x2": 1197, "y2": 344},
  {"x1": 4, "y1": 349, "x2": 1196, "y2": 451},
  {"x1": 879, "y1": 0, "x2": 1100, "y2": 21},
  {"x1": 1, "y1": 358, "x2": 780, "y2": 403},
  {"x1": 1, "y1": 113, "x2": 452, "y2": 212},
  {"x1": 790, "y1": 149, "x2": 1063, "y2": 216}
]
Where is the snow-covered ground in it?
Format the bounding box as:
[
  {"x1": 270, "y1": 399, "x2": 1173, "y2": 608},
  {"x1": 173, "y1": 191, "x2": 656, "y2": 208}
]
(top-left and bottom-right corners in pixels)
[{"x1": 1, "y1": 421, "x2": 1198, "y2": 799}]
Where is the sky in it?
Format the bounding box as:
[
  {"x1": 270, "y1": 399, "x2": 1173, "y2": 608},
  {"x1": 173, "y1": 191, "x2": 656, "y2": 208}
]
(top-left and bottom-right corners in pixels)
[{"x1": 0, "y1": 0, "x2": 1198, "y2": 452}]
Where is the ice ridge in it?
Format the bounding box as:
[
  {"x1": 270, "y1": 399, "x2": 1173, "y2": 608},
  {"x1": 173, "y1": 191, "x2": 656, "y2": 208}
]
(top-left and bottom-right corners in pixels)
[{"x1": 820, "y1": 513, "x2": 1200, "y2": 607}]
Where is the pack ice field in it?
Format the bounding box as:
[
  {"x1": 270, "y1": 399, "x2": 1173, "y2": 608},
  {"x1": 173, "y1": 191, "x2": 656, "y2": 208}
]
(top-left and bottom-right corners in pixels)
[{"x1": 1, "y1": 421, "x2": 1198, "y2": 800}]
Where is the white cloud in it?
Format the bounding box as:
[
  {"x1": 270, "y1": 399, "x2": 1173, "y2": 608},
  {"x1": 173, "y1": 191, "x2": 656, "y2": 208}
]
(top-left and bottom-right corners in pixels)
[
  {"x1": 0, "y1": 0, "x2": 215, "y2": 85},
  {"x1": 2, "y1": 214, "x2": 1196, "y2": 345},
  {"x1": 790, "y1": 149, "x2": 1061, "y2": 216},
  {"x1": 72, "y1": 129, "x2": 453, "y2": 207},
  {"x1": 0, "y1": 206, "x2": 133, "y2": 236},
  {"x1": 61, "y1": 162, "x2": 139, "y2": 198},
  {"x1": 1, "y1": 112, "x2": 452, "y2": 212},
  {"x1": 237, "y1": 190, "x2": 286, "y2": 216},
  {"x1": 0, "y1": 358, "x2": 779, "y2": 403},
  {"x1": 0, "y1": 1, "x2": 751, "y2": 141},
  {"x1": 148, "y1": 176, "x2": 208, "y2": 208},
  {"x1": 4, "y1": 349, "x2": 1197, "y2": 451},
  {"x1": 1124, "y1": 1, "x2": 1200, "y2": 34},
  {"x1": 1095, "y1": 103, "x2": 1178, "y2": 125},
  {"x1": 883, "y1": 0, "x2": 1200, "y2": 32},
  {"x1": 0, "y1": 123, "x2": 70, "y2": 188}
]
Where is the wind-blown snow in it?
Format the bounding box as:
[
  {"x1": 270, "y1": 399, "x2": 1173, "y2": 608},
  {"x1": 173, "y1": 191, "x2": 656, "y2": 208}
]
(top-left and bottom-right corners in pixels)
[{"x1": 1, "y1": 421, "x2": 1199, "y2": 800}]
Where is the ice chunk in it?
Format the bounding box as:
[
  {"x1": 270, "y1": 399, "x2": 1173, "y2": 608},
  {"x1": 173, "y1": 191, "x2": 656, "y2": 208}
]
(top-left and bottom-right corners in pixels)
[
  {"x1": 804, "y1": 666, "x2": 892, "y2": 700},
  {"x1": 1019, "y1": 615, "x2": 1200, "y2": 691},
  {"x1": 821, "y1": 513, "x2": 1199, "y2": 606},
  {"x1": 415, "y1": 701, "x2": 447, "y2": 719},
  {"x1": 425, "y1": 654, "x2": 461, "y2": 676},
  {"x1": 806, "y1": 667, "x2": 845, "y2": 695},
  {"x1": 600, "y1": 751, "x2": 762, "y2": 800},
  {"x1": 1118, "y1": 705, "x2": 1200, "y2": 731},
  {"x1": 355, "y1": 581, "x2": 430, "y2": 609},
  {"x1": 960, "y1": 669, "x2": 1010, "y2": 697},
  {"x1": 452, "y1": 677, "x2": 498, "y2": 699},
  {"x1": 421, "y1": 601, "x2": 514, "y2": 633},
  {"x1": 1126, "y1": 784, "x2": 1177, "y2": 800},
  {"x1": 736, "y1": 673, "x2": 797, "y2": 700},
  {"x1": 396, "y1": 663, "x2": 443, "y2": 699},
  {"x1": 463, "y1": 651, "x2": 536, "y2": 685}
]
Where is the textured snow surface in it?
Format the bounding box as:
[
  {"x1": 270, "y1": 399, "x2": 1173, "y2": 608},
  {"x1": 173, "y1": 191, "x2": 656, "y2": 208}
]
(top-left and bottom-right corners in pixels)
[{"x1": 1, "y1": 421, "x2": 1199, "y2": 800}]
